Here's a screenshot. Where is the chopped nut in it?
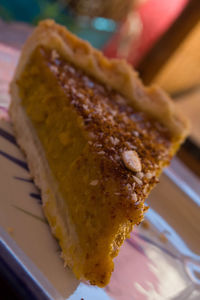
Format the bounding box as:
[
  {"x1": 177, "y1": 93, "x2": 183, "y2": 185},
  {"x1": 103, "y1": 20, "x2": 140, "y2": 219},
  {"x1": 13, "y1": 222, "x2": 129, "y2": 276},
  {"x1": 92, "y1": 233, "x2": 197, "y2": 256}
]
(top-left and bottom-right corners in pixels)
[
  {"x1": 50, "y1": 65, "x2": 58, "y2": 74},
  {"x1": 122, "y1": 150, "x2": 142, "y2": 172},
  {"x1": 132, "y1": 175, "x2": 143, "y2": 186},
  {"x1": 90, "y1": 180, "x2": 99, "y2": 186},
  {"x1": 110, "y1": 136, "x2": 119, "y2": 145},
  {"x1": 95, "y1": 143, "x2": 102, "y2": 148},
  {"x1": 131, "y1": 193, "x2": 138, "y2": 202},
  {"x1": 83, "y1": 104, "x2": 89, "y2": 111},
  {"x1": 126, "y1": 183, "x2": 132, "y2": 191},
  {"x1": 64, "y1": 65, "x2": 75, "y2": 74},
  {"x1": 145, "y1": 171, "x2": 154, "y2": 180},
  {"x1": 136, "y1": 172, "x2": 144, "y2": 179},
  {"x1": 132, "y1": 145, "x2": 137, "y2": 150},
  {"x1": 71, "y1": 86, "x2": 77, "y2": 94},
  {"x1": 77, "y1": 92, "x2": 84, "y2": 99},
  {"x1": 143, "y1": 184, "x2": 149, "y2": 195},
  {"x1": 132, "y1": 130, "x2": 139, "y2": 137},
  {"x1": 125, "y1": 141, "x2": 137, "y2": 150},
  {"x1": 98, "y1": 151, "x2": 105, "y2": 155}
]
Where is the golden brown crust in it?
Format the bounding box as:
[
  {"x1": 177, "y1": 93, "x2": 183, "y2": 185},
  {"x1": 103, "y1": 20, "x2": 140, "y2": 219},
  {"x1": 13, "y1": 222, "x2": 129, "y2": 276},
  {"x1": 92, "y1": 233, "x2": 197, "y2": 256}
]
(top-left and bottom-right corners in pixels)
[{"x1": 11, "y1": 19, "x2": 189, "y2": 141}]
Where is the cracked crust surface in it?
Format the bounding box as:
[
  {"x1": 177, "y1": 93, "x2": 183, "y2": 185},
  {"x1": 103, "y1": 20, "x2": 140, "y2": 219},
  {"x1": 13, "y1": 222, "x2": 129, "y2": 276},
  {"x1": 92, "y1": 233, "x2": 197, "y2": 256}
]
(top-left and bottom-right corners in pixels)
[{"x1": 11, "y1": 19, "x2": 189, "y2": 142}]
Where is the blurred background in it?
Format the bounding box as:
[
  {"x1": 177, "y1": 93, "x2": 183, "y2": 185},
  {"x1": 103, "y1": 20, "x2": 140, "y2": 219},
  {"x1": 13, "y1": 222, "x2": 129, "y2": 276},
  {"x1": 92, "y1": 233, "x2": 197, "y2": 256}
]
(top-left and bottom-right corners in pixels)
[{"x1": 0, "y1": 0, "x2": 199, "y2": 176}]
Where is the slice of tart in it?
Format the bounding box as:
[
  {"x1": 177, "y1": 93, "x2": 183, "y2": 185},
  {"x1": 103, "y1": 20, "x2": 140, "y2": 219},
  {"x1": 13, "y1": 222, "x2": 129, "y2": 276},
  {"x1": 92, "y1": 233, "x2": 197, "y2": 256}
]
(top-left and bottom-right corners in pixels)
[{"x1": 9, "y1": 20, "x2": 189, "y2": 287}]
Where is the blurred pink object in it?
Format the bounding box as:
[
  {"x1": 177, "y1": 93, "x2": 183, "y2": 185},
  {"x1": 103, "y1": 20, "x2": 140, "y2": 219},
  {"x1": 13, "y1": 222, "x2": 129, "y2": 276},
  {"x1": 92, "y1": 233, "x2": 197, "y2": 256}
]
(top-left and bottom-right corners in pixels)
[
  {"x1": 106, "y1": 231, "x2": 159, "y2": 300},
  {"x1": 103, "y1": 0, "x2": 189, "y2": 66}
]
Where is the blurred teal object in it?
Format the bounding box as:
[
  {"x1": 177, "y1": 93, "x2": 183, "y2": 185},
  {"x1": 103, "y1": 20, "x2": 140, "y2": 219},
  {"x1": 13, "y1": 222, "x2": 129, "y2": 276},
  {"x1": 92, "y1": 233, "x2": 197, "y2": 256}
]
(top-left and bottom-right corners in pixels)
[
  {"x1": 0, "y1": 0, "x2": 118, "y2": 49},
  {"x1": 0, "y1": 0, "x2": 40, "y2": 22},
  {"x1": 65, "y1": 16, "x2": 118, "y2": 49}
]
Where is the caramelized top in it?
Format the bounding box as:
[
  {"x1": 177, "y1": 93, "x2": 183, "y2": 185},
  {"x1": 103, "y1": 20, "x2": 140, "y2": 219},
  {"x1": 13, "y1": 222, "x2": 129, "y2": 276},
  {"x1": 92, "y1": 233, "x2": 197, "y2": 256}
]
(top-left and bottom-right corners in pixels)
[{"x1": 46, "y1": 50, "x2": 172, "y2": 160}]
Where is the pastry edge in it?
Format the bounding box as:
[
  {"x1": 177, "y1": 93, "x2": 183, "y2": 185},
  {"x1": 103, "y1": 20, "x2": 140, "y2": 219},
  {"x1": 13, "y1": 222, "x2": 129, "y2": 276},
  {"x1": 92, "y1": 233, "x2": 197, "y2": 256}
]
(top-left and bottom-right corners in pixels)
[{"x1": 10, "y1": 19, "x2": 189, "y2": 141}]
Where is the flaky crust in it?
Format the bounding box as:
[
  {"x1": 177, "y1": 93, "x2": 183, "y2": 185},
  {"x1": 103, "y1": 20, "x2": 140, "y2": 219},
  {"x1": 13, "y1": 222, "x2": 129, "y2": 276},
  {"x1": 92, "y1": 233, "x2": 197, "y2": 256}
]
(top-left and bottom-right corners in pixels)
[{"x1": 11, "y1": 19, "x2": 189, "y2": 141}]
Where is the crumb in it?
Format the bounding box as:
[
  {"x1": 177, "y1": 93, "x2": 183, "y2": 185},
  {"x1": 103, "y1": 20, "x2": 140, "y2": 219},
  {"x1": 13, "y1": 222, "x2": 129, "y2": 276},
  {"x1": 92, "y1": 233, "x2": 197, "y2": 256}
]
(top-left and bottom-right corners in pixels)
[
  {"x1": 159, "y1": 233, "x2": 168, "y2": 243},
  {"x1": 141, "y1": 220, "x2": 150, "y2": 229},
  {"x1": 90, "y1": 180, "x2": 99, "y2": 186}
]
